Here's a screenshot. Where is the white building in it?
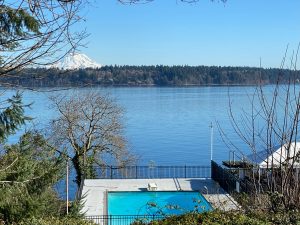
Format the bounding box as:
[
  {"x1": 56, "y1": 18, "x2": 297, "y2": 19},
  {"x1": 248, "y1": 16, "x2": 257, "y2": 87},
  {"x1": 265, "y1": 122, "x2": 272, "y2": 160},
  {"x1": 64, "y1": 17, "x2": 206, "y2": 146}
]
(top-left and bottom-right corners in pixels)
[{"x1": 246, "y1": 142, "x2": 300, "y2": 168}]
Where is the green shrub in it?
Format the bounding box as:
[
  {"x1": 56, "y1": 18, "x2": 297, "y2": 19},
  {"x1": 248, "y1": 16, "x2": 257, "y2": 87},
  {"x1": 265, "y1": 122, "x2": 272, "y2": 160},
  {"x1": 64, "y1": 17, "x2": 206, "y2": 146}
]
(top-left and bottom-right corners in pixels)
[
  {"x1": 132, "y1": 211, "x2": 269, "y2": 225},
  {"x1": 18, "y1": 217, "x2": 95, "y2": 225},
  {"x1": 132, "y1": 210, "x2": 300, "y2": 225}
]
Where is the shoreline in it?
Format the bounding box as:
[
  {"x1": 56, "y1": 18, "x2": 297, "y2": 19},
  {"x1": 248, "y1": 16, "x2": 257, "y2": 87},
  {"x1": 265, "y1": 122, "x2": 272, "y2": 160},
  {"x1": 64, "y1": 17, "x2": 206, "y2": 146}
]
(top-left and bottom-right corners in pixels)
[{"x1": 0, "y1": 83, "x2": 284, "y2": 90}]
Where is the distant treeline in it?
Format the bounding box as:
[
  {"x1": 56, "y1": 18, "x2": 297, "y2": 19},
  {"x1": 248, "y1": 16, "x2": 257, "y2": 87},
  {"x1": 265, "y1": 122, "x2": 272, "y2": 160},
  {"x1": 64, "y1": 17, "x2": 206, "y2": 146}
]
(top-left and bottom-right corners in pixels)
[{"x1": 1, "y1": 65, "x2": 299, "y2": 87}]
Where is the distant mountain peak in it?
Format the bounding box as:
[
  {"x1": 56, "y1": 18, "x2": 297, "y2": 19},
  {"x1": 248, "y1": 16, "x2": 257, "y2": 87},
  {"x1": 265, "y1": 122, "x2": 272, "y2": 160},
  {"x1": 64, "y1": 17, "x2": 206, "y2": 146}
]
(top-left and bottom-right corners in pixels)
[{"x1": 50, "y1": 52, "x2": 101, "y2": 70}]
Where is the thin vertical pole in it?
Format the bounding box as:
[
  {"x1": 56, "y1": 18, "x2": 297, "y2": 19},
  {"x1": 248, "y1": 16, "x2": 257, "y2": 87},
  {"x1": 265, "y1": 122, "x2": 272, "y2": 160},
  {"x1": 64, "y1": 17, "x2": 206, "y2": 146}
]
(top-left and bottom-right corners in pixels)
[
  {"x1": 110, "y1": 166, "x2": 113, "y2": 179},
  {"x1": 83, "y1": 150, "x2": 86, "y2": 178},
  {"x1": 233, "y1": 151, "x2": 235, "y2": 164},
  {"x1": 66, "y1": 159, "x2": 69, "y2": 215},
  {"x1": 210, "y1": 122, "x2": 213, "y2": 161},
  {"x1": 136, "y1": 166, "x2": 138, "y2": 179}
]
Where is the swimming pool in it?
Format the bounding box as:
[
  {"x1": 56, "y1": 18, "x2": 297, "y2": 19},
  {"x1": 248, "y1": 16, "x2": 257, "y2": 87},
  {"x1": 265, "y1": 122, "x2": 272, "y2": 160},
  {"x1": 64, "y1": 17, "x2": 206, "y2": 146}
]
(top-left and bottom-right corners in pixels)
[{"x1": 107, "y1": 191, "x2": 213, "y2": 215}]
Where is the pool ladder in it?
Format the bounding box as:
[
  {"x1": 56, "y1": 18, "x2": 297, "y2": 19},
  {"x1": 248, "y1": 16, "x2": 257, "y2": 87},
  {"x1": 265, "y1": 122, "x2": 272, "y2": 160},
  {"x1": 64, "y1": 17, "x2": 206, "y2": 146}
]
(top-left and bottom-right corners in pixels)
[{"x1": 173, "y1": 178, "x2": 182, "y2": 191}]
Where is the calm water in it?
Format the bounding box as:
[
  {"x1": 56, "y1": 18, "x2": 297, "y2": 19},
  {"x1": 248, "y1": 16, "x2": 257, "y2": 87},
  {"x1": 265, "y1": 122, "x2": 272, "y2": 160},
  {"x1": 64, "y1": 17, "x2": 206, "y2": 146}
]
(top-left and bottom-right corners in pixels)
[
  {"x1": 4, "y1": 86, "x2": 263, "y2": 165},
  {"x1": 2, "y1": 86, "x2": 288, "y2": 197},
  {"x1": 108, "y1": 191, "x2": 212, "y2": 215}
]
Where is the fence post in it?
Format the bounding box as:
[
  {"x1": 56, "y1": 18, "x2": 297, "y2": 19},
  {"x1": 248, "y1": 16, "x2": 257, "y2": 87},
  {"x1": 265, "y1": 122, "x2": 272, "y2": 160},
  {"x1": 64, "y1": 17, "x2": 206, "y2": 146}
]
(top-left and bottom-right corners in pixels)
[
  {"x1": 136, "y1": 165, "x2": 138, "y2": 179},
  {"x1": 236, "y1": 180, "x2": 240, "y2": 193},
  {"x1": 110, "y1": 166, "x2": 113, "y2": 179},
  {"x1": 184, "y1": 165, "x2": 187, "y2": 178},
  {"x1": 211, "y1": 161, "x2": 214, "y2": 180}
]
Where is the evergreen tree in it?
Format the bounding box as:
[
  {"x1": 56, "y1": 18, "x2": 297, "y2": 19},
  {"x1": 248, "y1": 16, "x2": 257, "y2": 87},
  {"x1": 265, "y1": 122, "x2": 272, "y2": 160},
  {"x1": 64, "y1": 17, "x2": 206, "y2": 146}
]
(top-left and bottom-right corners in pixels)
[
  {"x1": 0, "y1": 132, "x2": 65, "y2": 223},
  {"x1": 0, "y1": 0, "x2": 86, "y2": 78},
  {"x1": 0, "y1": 92, "x2": 30, "y2": 142}
]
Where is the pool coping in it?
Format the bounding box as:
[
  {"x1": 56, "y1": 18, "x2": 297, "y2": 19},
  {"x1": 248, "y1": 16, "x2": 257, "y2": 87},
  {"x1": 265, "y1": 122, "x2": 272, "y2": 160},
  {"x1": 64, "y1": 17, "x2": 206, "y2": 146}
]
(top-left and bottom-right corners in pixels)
[
  {"x1": 106, "y1": 190, "x2": 214, "y2": 215},
  {"x1": 80, "y1": 178, "x2": 239, "y2": 216}
]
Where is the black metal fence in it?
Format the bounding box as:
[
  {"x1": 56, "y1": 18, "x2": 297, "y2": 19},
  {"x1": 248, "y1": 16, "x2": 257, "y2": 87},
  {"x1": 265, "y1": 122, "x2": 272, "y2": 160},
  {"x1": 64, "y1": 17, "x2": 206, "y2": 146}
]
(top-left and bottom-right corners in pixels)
[
  {"x1": 85, "y1": 215, "x2": 164, "y2": 225},
  {"x1": 90, "y1": 165, "x2": 211, "y2": 179},
  {"x1": 239, "y1": 177, "x2": 257, "y2": 193},
  {"x1": 83, "y1": 163, "x2": 258, "y2": 224},
  {"x1": 211, "y1": 160, "x2": 238, "y2": 193}
]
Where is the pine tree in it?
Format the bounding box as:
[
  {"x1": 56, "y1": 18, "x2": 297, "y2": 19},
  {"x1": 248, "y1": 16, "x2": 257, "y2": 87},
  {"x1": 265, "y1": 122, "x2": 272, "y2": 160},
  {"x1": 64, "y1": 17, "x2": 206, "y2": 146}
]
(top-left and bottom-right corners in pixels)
[
  {"x1": 0, "y1": 132, "x2": 64, "y2": 223},
  {"x1": 0, "y1": 92, "x2": 30, "y2": 142}
]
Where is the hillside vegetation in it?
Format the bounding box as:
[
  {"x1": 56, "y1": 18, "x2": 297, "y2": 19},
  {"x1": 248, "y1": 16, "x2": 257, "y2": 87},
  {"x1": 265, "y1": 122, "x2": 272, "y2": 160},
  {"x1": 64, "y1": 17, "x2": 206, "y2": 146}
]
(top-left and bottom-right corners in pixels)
[{"x1": 2, "y1": 65, "x2": 298, "y2": 87}]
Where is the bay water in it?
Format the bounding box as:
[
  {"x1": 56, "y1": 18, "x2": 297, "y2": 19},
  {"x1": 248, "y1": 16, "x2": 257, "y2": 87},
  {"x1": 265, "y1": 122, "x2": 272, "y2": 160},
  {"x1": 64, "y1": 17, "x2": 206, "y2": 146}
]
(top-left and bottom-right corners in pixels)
[{"x1": 2, "y1": 85, "x2": 286, "y2": 197}]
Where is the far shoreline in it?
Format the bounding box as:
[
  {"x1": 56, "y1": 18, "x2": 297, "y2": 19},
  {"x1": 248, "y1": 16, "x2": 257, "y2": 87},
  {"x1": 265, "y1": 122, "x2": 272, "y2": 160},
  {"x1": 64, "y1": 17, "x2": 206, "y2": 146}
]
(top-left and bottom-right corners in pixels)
[{"x1": 0, "y1": 83, "x2": 288, "y2": 90}]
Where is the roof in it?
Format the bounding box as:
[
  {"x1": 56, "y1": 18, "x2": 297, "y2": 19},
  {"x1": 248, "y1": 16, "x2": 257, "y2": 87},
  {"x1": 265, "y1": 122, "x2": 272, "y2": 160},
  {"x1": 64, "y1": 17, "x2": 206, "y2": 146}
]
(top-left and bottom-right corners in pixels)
[{"x1": 246, "y1": 142, "x2": 300, "y2": 168}]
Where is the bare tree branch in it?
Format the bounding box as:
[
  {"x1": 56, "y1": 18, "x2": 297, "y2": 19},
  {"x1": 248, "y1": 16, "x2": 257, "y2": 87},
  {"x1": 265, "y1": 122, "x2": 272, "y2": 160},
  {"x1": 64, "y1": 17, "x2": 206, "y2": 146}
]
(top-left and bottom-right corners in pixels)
[
  {"x1": 0, "y1": 0, "x2": 88, "y2": 81},
  {"x1": 49, "y1": 91, "x2": 135, "y2": 186}
]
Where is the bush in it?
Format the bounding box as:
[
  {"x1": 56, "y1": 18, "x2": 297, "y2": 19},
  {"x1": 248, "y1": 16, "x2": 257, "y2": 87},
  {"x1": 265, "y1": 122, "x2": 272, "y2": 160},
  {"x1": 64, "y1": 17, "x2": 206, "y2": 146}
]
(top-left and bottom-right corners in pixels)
[
  {"x1": 0, "y1": 132, "x2": 66, "y2": 223},
  {"x1": 132, "y1": 210, "x2": 300, "y2": 225},
  {"x1": 132, "y1": 211, "x2": 268, "y2": 225},
  {"x1": 17, "y1": 217, "x2": 95, "y2": 225}
]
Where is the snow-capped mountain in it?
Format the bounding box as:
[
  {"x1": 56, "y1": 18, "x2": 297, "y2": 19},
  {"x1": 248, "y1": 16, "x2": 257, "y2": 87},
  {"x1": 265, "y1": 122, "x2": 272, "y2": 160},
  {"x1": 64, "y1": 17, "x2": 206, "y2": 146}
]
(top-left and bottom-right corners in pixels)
[{"x1": 50, "y1": 52, "x2": 101, "y2": 70}]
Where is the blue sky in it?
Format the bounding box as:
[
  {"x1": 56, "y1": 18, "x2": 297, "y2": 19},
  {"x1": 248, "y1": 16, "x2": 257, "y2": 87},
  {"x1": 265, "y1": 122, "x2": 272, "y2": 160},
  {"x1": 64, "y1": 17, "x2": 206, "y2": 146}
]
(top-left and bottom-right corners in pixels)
[{"x1": 79, "y1": 1, "x2": 300, "y2": 68}]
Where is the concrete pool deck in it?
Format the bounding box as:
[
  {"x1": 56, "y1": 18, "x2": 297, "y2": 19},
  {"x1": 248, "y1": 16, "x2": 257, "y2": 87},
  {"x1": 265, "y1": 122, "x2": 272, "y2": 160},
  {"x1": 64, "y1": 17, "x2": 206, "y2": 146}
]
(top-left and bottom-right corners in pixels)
[{"x1": 81, "y1": 178, "x2": 239, "y2": 216}]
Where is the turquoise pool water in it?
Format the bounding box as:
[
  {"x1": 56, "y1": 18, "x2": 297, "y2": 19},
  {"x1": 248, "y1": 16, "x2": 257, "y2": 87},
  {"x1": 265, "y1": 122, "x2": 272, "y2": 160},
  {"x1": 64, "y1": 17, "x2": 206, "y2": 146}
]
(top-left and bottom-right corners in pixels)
[{"x1": 108, "y1": 191, "x2": 213, "y2": 215}]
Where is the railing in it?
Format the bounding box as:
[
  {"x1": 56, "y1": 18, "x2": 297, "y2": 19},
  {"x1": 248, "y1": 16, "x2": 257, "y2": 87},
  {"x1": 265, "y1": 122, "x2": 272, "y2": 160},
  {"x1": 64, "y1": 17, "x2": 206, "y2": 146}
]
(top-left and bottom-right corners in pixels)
[
  {"x1": 211, "y1": 160, "x2": 263, "y2": 194},
  {"x1": 211, "y1": 160, "x2": 238, "y2": 193},
  {"x1": 85, "y1": 215, "x2": 164, "y2": 225},
  {"x1": 239, "y1": 178, "x2": 257, "y2": 193},
  {"x1": 89, "y1": 165, "x2": 211, "y2": 179}
]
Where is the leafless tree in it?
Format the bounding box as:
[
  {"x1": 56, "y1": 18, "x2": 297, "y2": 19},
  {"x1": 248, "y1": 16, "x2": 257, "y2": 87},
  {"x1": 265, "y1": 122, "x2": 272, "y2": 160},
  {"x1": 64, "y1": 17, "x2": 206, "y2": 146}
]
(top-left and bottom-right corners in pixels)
[
  {"x1": 219, "y1": 49, "x2": 300, "y2": 213},
  {"x1": 49, "y1": 91, "x2": 134, "y2": 187},
  {"x1": 0, "y1": 0, "x2": 87, "y2": 78},
  {"x1": 0, "y1": 0, "x2": 87, "y2": 188}
]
